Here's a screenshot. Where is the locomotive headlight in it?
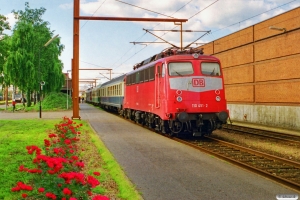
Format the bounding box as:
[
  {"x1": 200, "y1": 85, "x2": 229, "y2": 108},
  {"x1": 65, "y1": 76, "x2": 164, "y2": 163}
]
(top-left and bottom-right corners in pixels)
[
  {"x1": 192, "y1": 53, "x2": 199, "y2": 58},
  {"x1": 176, "y1": 96, "x2": 183, "y2": 102},
  {"x1": 216, "y1": 96, "x2": 221, "y2": 101}
]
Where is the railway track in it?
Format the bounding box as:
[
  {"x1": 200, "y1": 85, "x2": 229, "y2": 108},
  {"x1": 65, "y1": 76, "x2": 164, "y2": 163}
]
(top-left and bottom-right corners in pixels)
[
  {"x1": 223, "y1": 124, "x2": 300, "y2": 145},
  {"x1": 176, "y1": 136, "x2": 300, "y2": 192},
  {"x1": 108, "y1": 109, "x2": 300, "y2": 191}
]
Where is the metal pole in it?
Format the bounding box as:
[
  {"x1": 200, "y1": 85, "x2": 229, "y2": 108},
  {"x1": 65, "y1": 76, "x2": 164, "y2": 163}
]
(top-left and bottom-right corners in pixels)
[
  {"x1": 39, "y1": 84, "x2": 42, "y2": 118},
  {"x1": 67, "y1": 72, "x2": 68, "y2": 109},
  {"x1": 72, "y1": 0, "x2": 80, "y2": 119},
  {"x1": 39, "y1": 48, "x2": 42, "y2": 118},
  {"x1": 38, "y1": 34, "x2": 59, "y2": 118}
]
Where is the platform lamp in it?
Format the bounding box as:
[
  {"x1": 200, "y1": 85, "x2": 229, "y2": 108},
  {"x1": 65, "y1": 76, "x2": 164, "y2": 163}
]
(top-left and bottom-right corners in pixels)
[{"x1": 38, "y1": 34, "x2": 59, "y2": 118}]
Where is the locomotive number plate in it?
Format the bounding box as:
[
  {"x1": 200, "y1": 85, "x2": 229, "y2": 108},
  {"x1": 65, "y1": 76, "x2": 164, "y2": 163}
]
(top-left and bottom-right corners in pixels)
[{"x1": 192, "y1": 104, "x2": 208, "y2": 108}]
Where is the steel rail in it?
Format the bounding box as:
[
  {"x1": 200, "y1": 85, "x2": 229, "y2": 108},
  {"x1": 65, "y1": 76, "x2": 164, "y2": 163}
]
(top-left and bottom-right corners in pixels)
[
  {"x1": 223, "y1": 125, "x2": 300, "y2": 145},
  {"x1": 173, "y1": 136, "x2": 300, "y2": 192}
]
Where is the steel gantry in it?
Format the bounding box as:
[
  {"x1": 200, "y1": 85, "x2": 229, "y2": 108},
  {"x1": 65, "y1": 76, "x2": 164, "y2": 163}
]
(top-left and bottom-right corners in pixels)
[{"x1": 72, "y1": 0, "x2": 187, "y2": 119}]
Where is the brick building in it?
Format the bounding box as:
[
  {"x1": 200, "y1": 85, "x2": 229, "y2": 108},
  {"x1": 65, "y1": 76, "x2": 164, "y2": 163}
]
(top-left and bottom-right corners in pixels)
[
  {"x1": 199, "y1": 7, "x2": 300, "y2": 130},
  {"x1": 61, "y1": 73, "x2": 72, "y2": 96}
]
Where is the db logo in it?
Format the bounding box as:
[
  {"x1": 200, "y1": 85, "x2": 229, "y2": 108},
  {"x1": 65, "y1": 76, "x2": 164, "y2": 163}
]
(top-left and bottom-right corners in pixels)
[{"x1": 192, "y1": 78, "x2": 205, "y2": 87}]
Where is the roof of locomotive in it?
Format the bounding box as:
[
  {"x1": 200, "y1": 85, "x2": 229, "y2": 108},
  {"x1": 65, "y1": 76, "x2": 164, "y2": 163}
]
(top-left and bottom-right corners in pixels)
[{"x1": 126, "y1": 47, "x2": 220, "y2": 75}]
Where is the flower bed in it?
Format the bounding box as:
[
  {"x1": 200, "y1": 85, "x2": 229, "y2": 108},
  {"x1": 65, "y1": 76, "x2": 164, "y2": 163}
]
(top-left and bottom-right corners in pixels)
[{"x1": 11, "y1": 117, "x2": 109, "y2": 200}]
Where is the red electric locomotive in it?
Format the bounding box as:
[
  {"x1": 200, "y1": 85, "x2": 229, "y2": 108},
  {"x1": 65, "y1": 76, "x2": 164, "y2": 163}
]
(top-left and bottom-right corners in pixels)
[{"x1": 121, "y1": 47, "x2": 228, "y2": 137}]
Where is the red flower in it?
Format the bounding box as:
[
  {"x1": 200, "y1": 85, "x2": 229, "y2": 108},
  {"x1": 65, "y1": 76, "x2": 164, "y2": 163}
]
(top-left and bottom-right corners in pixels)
[
  {"x1": 19, "y1": 165, "x2": 28, "y2": 172},
  {"x1": 11, "y1": 186, "x2": 21, "y2": 192},
  {"x1": 93, "y1": 172, "x2": 101, "y2": 176},
  {"x1": 44, "y1": 139, "x2": 51, "y2": 147},
  {"x1": 26, "y1": 145, "x2": 42, "y2": 155},
  {"x1": 87, "y1": 190, "x2": 93, "y2": 196},
  {"x1": 87, "y1": 175, "x2": 100, "y2": 188},
  {"x1": 92, "y1": 195, "x2": 110, "y2": 200},
  {"x1": 71, "y1": 155, "x2": 79, "y2": 160},
  {"x1": 48, "y1": 133, "x2": 57, "y2": 138},
  {"x1": 64, "y1": 139, "x2": 71, "y2": 145},
  {"x1": 28, "y1": 168, "x2": 42, "y2": 174},
  {"x1": 75, "y1": 161, "x2": 84, "y2": 168},
  {"x1": 63, "y1": 188, "x2": 72, "y2": 195},
  {"x1": 22, "y1": 193, "x2": 28, "y2": 198},
  {"x1": 45, "y1": 192, "x2": 57, "y2": 199},
  {"x1": 38, "y1": 187, "x2": 45, "y2": 193}
]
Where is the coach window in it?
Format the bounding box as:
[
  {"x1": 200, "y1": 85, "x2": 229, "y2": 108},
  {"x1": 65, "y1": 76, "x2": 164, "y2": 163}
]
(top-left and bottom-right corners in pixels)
[
  {"x1": 119, "y1": 83, "x2": 122, "y2": 95},
  {"x1": 168, "y1": 62, "x2": 193, "y2": 76},
  {"x1": 201, "y1": 62, "x2": 221, "y2": 76}
]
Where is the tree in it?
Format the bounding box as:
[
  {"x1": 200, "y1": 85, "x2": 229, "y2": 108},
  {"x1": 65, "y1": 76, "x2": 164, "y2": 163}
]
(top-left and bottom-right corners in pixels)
[
  {"x1": 3, "y1": 2, "x2": 65, "y2": 106},
  {"x1": 0, "y1": 14, "x2": 11, "y2": 100},
  {"x1": 0, "y1": 14, "x2": 10, "y2": 35}
]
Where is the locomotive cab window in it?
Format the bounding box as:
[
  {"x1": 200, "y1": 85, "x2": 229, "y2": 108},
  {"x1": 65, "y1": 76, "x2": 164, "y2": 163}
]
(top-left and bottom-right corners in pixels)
[
  {"x1": 201, "y1": 62, "x2": 221, "y2": 76},
  {"x1": 162, "y1": 63, "x2": 166, "y2": 77},
  {"x1": 168, "y1": 62, "x2": 194, "y2": 76}
]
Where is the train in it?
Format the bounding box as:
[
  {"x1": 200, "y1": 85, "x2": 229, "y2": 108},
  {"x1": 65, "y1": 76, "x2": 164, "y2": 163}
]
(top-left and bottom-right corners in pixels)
[{"x1": 86, "y1": 47, "x2": 229, "y2": 137}]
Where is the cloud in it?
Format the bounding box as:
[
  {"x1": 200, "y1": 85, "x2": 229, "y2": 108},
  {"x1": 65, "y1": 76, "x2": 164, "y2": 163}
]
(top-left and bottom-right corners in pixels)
[
  {"x1": 66, "y1": 0, "x2": 299, "y2": 80},
  {"x1": 59, "y1": 3, "x2": 73, "y2": 10},
  {"x1": 4, "y1": 13, "x2": 17, "y2": 31}
]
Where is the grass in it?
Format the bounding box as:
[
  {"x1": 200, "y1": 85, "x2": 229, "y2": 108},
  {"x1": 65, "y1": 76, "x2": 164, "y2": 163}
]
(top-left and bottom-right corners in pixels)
[
  {"x1": 0, "y1": 92, "x2": 73, "y2": 112},
  {"x1": 0, "y1": 119, "x2": 141, "y2": 200}
]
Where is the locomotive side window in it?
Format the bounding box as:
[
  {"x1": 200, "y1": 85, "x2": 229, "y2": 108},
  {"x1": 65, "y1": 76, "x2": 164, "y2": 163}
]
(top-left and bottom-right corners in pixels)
[
  {"x1": 149, "y1": 66, "x2": 155, "y2": 81},
  {"x1": 136, "y1": 72, "x2": 140, "y2": 83},
  {"x1": 201, "y1": 62, "x2": 221, "y2": 76},
  {"x1": 144, "y1": 68, "x2": 149, "y2": 82},
  {"x1": 168, "y1": 62, "x2": 194, "y2": 76},
  {"x1": 126, "y1": 75, "x2": 129, "y2": 85},
  {"x1": 129, "y1": 74, "x2": 133, "y2": 85},
  {"x1": 140, "y1": 70, "x2": 144, "y2": 83}
]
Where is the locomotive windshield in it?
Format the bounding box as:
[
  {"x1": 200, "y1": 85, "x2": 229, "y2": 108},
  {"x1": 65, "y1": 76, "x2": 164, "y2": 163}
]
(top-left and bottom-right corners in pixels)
[
  {"x1": 168, "y1": 62, "x2": 194, "y2": 76},
  {"x1": 201, "y1": 62, "x2": 221, "y2": 76}
]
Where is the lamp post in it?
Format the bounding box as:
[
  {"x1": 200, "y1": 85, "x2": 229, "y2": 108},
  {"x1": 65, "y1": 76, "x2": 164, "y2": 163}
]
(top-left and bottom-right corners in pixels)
[
  {"x1": 66, "y1": 70, "x2": 71, "y2": 109},
  {"x1": 38, "y1": 34, "x2": 59, "y2": 118}
]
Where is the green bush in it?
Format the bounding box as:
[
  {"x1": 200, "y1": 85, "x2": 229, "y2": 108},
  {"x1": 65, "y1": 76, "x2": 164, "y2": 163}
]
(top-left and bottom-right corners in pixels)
[{"x1": 35, "y1": 92, "x2": 72, "y2": 111}]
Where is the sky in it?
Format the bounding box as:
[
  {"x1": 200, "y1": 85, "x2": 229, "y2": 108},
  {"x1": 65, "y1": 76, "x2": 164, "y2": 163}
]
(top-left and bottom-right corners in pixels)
[{"x1": 1, "y1": 0, "x2": 299, "y2": 90}]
